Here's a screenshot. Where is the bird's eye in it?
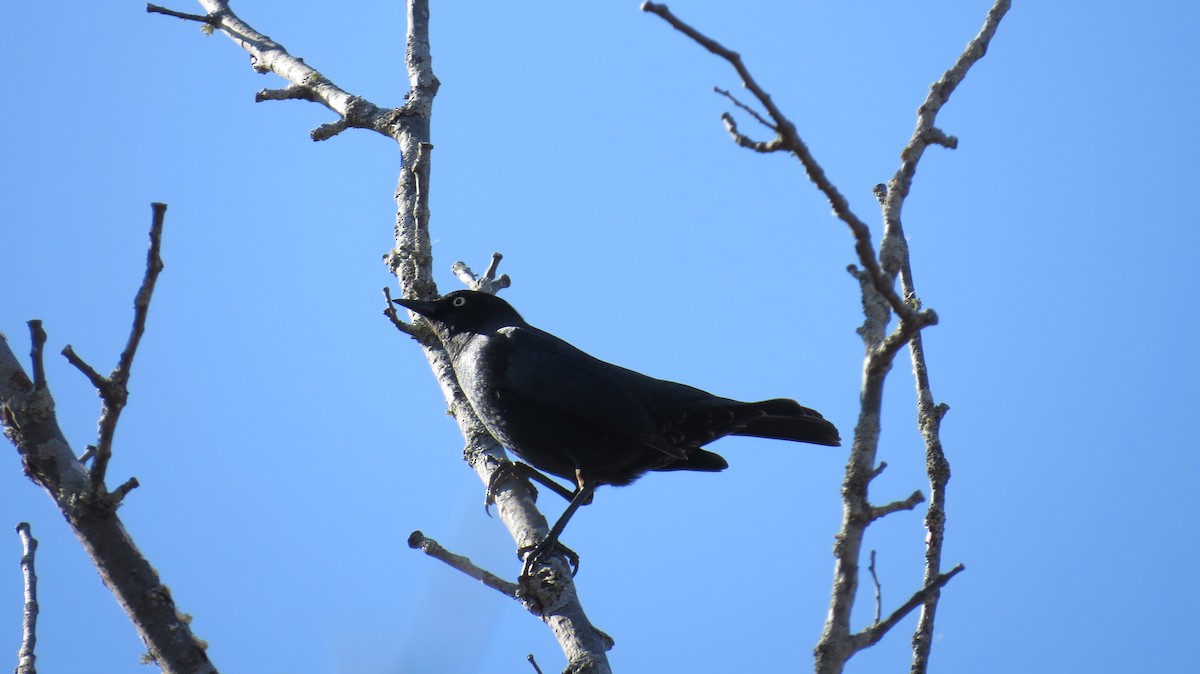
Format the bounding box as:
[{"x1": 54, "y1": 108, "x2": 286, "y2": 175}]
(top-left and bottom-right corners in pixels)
[{"x1": 452, "y1": 296, "x2": 467, "y2": 307}]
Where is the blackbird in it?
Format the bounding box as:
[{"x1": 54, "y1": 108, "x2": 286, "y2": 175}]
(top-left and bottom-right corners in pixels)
[{"x1": 394, "y1": 290, "x2": 839, "y2": 577}]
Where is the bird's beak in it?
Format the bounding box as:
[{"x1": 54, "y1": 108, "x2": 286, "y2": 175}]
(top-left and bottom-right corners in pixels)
[{"x1": 392, "y1": 297, "x2": 438, "y2": 319}]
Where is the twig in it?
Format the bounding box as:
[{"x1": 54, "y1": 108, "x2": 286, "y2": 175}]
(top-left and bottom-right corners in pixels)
[
  {"x1": 381, "y1": 288, "x2": 418, "y2": 335},
  {"x1": 451, "y1": 253, "x2": 512, "y2": 294},
  {"x1": 853, "y1": 564, "x2": 965, "y2": 651},
  {"x1": 869, "y1": 490, "x2": 925, "y2": 522},
  {"x1": 110, "y1": 477, "x2": 141, "y2": 506},
  {"x1": 62, "y1": 204, "x2": 166, "y2": 492},
  {"x1": 149, "y1": 0, "x2": 404, "y2": 141},
  {"x1": 868, "y1": 550, "x2": 881, "y2": 625},
  {"x1": 868, "y1": 461, "x2": 888, "y2": 481},
  {"x1": 60, "y1": 346, "x2": 105, "y2": 390},
  {"x1": 713, "y1": 87, "x2": 775, "y2": 131},
  {"x1": 408, "y1": 531, "x2": 518, "y2": 598},
  {"x1": 642, "y1": 1, "x2": 917, "y2": 325},
  {"x1": 720, "y1": 113, "x2": 783, "y2": 153},
  {"x1": 15, "y1": 523, "x2": 39, "y2": 674},
  {"x1": 28, "y1": 322, "x2": 47, "y2": 392},
  {"x1": 1, "y1": 232, "x2": 215, "y2": 674},
  {"x1": 145, "y1": 3, "x2": 219, "y2": 26}
]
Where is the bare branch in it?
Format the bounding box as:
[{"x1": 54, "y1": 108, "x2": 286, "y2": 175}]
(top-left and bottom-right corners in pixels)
[
  {"x1": 151, "y1": 0, "x2": 408, "y2": 140},
  {"x1": 153, "y1": 1, "x2": 602, "y2": 669},
  {"x1": 145, "y1": 3, "x2": 219, "y2": 26},
  {"x1": 255, "y1": 85, "x2": 319, "y2": 103},
  {"x1": 451, "y1": 253, "x2": 512, "y2": 294},
  {"x1": 884, "y1": 0, "x2": 1012, "y2": 233},
  {"x1": 15, "y1": 522, "x2": 39, "y2": 674},
  {"x1": 645, "y1": 3, "x2": 1008, "y2": 672},
  {"x1": 58, "y1": 204, "x2": 166, "y2": 491},
  {"x1": 28, "y1": 322, "x2": 47, "y2": 392},
  {"x1": 381, "y1": 287, "x2": 428, "y2": 343},
  {"x1": 642, "y1": 1, "x2": 915, "y2": 327},
  {"x1": 853, "y1": 564, "x2": 965, "y2": 651},
  {"x1": 60, "y1": 345, "x2": 106, "y2": 391},
  {"x1": 110, "y1": 477, "x2": 141, "y2": 506},
  {"x1": 713, "y1": 87, "x2": 775, "y2": 131},
  {"x1": 408, "y1": 531, "x2": 518, "y2": 598},
  {"x1": 868, "y1": 550, "x2": 881, "y2": 625},
  {"x1": 2, "y1": 311, "x2": 215, "y2": 674},
  {"x1": 869, "y1": 490, "x2": 925, "y2": 522},
  {"x1": 719, "y1": 113, "x2": 784, "y2": 153},
  {"x1": 882, "y1": 5, "x2": 1010, "y2": 672},
  {"x1": 869, "y1": 461, "x2": 887, "y2": 481}
]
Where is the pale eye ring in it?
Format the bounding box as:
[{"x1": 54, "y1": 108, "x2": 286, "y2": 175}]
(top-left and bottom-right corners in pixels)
[{"x1": 452, "y1": 296, "x2": 467, "y2": 307}]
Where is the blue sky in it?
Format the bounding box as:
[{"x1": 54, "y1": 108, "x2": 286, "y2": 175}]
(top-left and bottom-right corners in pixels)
[{"x1": 3, "y1": 2, "x2": 1197, "y2": 673}]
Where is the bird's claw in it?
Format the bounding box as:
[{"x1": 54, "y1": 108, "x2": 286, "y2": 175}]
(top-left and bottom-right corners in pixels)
[
  {"x1": 518, "y1": 538, "x2": 580, "y2": 579},
  {"x1": 484, "y1": 460, "x2": 539, "y2": 517}
]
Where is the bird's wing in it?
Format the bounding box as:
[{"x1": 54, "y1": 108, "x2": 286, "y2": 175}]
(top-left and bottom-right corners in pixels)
[{"x1": 496, "y1": 326, "x2": 690, "y2": 460}]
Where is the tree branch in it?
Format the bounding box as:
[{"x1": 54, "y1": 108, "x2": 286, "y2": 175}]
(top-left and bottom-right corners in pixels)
[
  {"x1": 150, "y1": 1, "x2": 408, "y2": 141},
  {"x1": 642, "y1": 1, "x2": 915, "y2": 325},
  {"x1": 879, "y1": 4, "x2": 1010, "y2": 672},
  {"x1": 869, "y1": 490, "x2": 925, "y2": 522},
  {"x1": 852, "y1": 564, "x2": 965, "y2": 652},
  {"x1": 153, "y1": 2, "x2": 609, "y2": 670},
  {"x1": 451, "y1": 252, "x2": 512, "y2": 295},
  {"x1": 1, "y1": 209, "x2": 216, "y2": 674},
  {"x1": 867, "y1": 550, "x2": 881, "y2": 625},
  {"x1": 15, "y1": 523, "x2": 39, "y2": 674},
  {"x1": 146, "y1": 3, "x2": 218, "y2": 26},
  {"x1": 643, "y1": 2, "x2": 1010, "y2": 672},
  {"x1": 408, "y1": 531, "x2": 519, "y2": 598},
  {"x1": 63, "y1": 203, "x2": 166, "y2": 491}
]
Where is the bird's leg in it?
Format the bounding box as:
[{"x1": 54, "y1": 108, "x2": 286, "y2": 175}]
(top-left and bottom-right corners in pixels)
[
  {"x1": 484, "y1": 461, "x2": 579, "y2": 516},
  {"x1": 519, "y1": 470, "x2": 596, "y2": 579}
]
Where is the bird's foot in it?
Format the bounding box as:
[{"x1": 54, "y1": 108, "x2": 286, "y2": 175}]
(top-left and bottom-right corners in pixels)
[
  {"x1": 484, "y1": 461, "x2": 539, "y2": 517},
  {"x1": 518, "y1": 538, "x2": 580, "y2": 579}
]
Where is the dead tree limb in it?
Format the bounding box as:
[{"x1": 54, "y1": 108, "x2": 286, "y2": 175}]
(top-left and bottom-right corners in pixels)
[{"x1": 643, "y1": 1, "x2": 1011, "y2": 672}]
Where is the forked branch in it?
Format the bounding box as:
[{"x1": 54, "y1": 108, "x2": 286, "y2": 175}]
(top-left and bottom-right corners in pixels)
[
  {"x1": 1, "y1": 206, "x2": 215, "y2": 674},
  {"x1": 643, "y1": 2, "x2": 1010, "y2": 672}
]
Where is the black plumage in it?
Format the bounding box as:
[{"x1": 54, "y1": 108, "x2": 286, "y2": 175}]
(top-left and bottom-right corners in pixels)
[{"x1": 394, "y1": 290, "x2": 839, "y2": 575}]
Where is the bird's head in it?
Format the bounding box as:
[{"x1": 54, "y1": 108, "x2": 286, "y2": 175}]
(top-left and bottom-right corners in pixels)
[{"x1": 392, "y1": 290, "x2": 527, "y2": 334}]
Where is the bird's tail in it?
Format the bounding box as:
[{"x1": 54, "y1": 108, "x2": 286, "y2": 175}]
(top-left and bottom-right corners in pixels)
[{"x1": 735, "y1": 398, "x2": 841, "y2": 447}]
